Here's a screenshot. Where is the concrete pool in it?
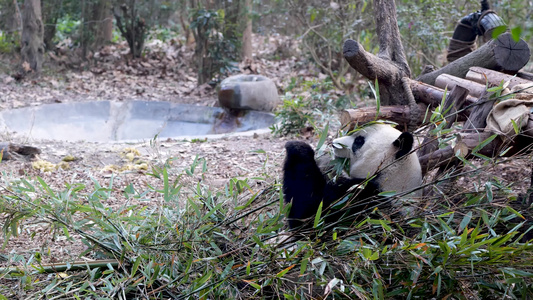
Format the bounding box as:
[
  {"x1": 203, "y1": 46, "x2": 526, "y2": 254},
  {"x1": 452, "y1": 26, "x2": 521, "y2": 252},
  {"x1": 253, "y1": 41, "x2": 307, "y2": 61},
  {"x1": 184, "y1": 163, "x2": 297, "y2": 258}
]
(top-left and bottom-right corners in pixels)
[{"x1": 0, "y1": 101, "x2": 275, "y2": 142}]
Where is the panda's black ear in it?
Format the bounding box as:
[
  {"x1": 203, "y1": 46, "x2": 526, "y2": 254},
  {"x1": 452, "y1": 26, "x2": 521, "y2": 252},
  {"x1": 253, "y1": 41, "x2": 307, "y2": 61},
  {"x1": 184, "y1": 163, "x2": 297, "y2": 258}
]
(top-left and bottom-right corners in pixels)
[{"x1": 393, "y1": 132, "x2": 414, "y2": 159}]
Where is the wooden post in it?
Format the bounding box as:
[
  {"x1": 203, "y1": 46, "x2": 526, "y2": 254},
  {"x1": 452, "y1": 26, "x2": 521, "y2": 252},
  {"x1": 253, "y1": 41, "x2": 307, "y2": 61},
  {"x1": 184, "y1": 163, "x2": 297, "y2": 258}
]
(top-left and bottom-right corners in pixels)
[{"x1": 343, "y1": 0, "x2": 411, "y2": 106}]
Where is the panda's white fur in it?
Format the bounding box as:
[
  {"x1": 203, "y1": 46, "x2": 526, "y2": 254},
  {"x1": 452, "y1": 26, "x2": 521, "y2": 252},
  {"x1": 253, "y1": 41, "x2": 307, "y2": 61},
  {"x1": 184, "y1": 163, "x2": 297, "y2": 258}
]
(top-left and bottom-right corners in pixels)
[
  {"x1": 282, "y1": 123, "x2": 423, "y2": 230},
  {"x1": 332, "y1": 124, "x2": 422, "y2": 195}
]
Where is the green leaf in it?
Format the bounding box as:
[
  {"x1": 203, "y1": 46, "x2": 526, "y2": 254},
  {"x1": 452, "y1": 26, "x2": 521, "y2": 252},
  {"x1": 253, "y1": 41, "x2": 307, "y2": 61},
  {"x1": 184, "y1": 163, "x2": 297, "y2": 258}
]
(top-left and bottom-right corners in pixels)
[
  {"x1": 131, "y1": 256, "x2": 142, "y2": 277},
  {"x1": 246, "y1": 280, "x2": 262, "y2": 290},
  {"x1": 162, "y1": 166, "x2": 170, "y2": 201},
  {"x1": 235, "y1": 193, "x2": 257, "y2": 210},
  {"x1": 486, "y1": 85, "x2": 503, "y2": 92},
  {"x1": 511, "y1": 119, "x2": 520, "y2": 135},
  {"x1": 372, "y1": 278, "x2": 384, "y2": 300},
  {"x1": 313, "y1": 201, "x2": 324, "y2": 228},
  {"x1": 276, "y1": 264, "x2": 295, "y2": 278},
  {"x1": 491, "y1": 25, "x2": 507, "y2": 39},
  {"x1": 511, "y1": 26, "x2": 522, "y2": 42},
  {"x1": 300, "y1": 251, "x2": 312, "y2": 275},
  {"x1": 310, "y1": 9, "x2": 317, "y2": 23},
  {"x1": 472, "y1": 134, "x2": 497, "y2": 154},
  {"x1": 378, "y1": 190, "x2": 397, "y2": 197},
  {"x1": 361, "y1": 0, "x2": 368, "y2": 12},
  {"x1": 195, "y1": 270, "x2": 213, "y2": 288},
  {"x1": 316, "y1": 122, "x2": 329, "y2": 154},
  {"x1": 485, "y1": 181, "x2": 493, "y2": 202},
  {"x1": 505, "y1": 206, "x2": 524, "y2": 220},
  {"x1": 502, "y1": 268, "x2": 533, "y2": 277},
  {"x1": 379, "y1": 220, "x2": 392, "y2": 232},
  {"x1": 459, "y1": 211, "x2": 472, "y2": 232},
  {"x1": 369, "y1": 79, "x2": 381, "y2": 119}
]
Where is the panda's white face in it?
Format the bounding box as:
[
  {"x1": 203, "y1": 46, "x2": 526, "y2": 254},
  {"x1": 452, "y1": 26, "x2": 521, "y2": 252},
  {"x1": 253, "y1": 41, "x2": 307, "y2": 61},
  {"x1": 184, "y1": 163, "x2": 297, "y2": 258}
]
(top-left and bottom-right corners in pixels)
[{"x1": 332, "y1": 124, "x2": 422, "y2": 194}]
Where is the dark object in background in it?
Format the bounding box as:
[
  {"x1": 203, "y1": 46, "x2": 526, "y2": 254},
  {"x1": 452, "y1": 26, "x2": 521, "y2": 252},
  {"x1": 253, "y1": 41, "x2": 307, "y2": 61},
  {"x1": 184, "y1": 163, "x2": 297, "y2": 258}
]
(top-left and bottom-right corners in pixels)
[
  {"x1": 447, "y1": 0, "x2": 507, "y2": 62},
  {"x1": 0, "y1": 142, "x2": 41, "y2": 161}
]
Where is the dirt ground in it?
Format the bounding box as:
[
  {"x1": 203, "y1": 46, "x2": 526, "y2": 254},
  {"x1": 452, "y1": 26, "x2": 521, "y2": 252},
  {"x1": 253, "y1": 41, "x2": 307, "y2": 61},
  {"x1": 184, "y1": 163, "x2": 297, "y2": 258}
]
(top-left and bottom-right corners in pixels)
[
  {"x1": 0, "y1": 131, "x2": 289, "y2": 266},
  {"x1": 0, "y1": 34, "x2": 309, "y2": 266}
]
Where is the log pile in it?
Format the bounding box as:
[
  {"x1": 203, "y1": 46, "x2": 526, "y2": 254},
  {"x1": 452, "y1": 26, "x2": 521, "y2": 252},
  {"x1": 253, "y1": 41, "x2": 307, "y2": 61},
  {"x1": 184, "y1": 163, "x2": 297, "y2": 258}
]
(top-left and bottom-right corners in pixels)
[
  {"x1": 342, "y1": 66, "x2": 533, "y2": 172},
  {"x1": 341, "y1": 1, "x2": 533, "y2": 174}
]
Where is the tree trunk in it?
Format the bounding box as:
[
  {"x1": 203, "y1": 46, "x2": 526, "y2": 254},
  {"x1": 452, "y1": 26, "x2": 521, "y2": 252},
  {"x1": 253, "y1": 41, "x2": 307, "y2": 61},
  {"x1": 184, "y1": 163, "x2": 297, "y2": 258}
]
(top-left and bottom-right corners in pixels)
[
  {"x1": 103, "y1": 9, "x2": 114, "y2": 42},
  {"x1": 222, "y1": 0, "x2": 241, "y2": 42},
  {"x1": 343, "y1": 0, "x2": 411, "y2": 106},
  {"x1": 21, "y1": 0, "x2": 44, "y2": 73},
  {"x1": 418, "y1": 132, "x2": 499, "y2": 174},
  {"x1": 82, "y1": 0, "x2": 112, "y2": 56},
  {"x1": 114, "y1": 0, "x2": 147, "y2": 58},
  {"x1": 418, "y1": 33, "x2": 530, "y2": 85},
  {"x1": 241, "y1": 0, "x2": 253, "y2": 60},
  {"x1": 518, "y1": 71, "x2": 533, "y2": 82},
  {"x1": 42, "y1": 0, "x2": 62, "y2": 51},
  {"x1": 0, "y1": 0, "x2": 21, "y2": 35}
]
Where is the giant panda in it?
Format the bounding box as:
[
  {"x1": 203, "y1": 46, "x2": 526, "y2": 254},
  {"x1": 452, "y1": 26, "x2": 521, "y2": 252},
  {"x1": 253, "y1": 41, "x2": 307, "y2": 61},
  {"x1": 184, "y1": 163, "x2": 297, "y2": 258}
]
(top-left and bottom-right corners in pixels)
[{"x1": 282, "y1": 124, "x2": 422, "y2": 230}]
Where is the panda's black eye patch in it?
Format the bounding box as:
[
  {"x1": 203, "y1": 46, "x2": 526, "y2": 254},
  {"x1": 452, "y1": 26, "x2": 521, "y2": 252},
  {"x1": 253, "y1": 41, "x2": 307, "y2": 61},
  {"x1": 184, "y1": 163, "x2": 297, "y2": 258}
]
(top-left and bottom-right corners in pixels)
[{"x1": 351, "y1": 136, "x2": 365, "y2": 153}]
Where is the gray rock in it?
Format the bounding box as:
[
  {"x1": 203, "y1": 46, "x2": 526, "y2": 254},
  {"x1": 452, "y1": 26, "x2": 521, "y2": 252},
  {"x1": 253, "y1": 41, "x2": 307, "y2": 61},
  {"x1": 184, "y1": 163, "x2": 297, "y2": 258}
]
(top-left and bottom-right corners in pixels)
[{"x1": 218, "y1": 75, "x2": 279, "y2": 111}]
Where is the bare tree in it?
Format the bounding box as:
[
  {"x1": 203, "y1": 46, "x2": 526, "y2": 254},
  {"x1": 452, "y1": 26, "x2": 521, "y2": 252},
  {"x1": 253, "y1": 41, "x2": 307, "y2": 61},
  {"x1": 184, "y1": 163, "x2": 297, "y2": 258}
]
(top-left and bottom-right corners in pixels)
[{"x1": 114, "y1": 0, "x2": 147, "y2": 58}]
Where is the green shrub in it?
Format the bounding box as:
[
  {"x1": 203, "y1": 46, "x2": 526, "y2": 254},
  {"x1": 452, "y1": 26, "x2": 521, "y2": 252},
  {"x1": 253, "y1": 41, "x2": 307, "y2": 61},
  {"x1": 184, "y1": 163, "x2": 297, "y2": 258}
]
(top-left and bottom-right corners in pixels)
[
  {"x1": 54, "y1": 15, "x2": 81, "y2": 45},
  {"x1": 0, "y1": 31, "x2": 18, "y2": 54},
  {"x1": 271, "y1": 77, "x2": 351, "y2": 137}
]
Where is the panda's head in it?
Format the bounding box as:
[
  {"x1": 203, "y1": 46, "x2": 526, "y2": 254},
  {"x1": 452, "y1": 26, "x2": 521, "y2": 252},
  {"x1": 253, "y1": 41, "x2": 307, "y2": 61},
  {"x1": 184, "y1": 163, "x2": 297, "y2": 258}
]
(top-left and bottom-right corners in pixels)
[{"x1": 332, "y1": 124, "x2": 422, "y2": 194}]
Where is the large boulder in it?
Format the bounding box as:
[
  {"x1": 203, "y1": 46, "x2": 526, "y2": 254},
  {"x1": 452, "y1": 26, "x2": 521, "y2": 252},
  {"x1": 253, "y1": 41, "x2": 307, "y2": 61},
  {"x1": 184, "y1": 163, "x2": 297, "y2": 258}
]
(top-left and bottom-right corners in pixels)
[{"x1": 218, "y1": 75, "x2": 279, "y2": 112}]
